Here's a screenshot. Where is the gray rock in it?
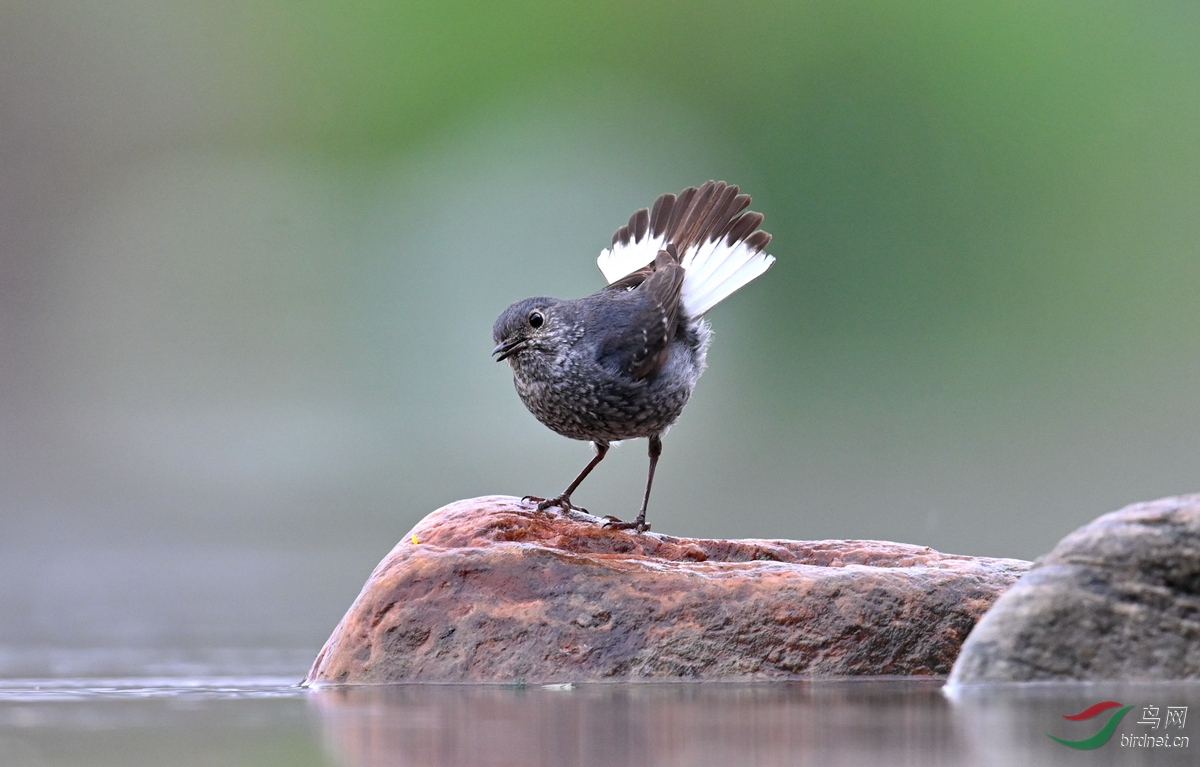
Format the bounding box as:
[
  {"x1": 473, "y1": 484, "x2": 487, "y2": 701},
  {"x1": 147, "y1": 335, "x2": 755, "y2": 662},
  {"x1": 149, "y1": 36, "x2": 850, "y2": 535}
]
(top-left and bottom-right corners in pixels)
[{"x1": 948, "y1": 493, "x2": 1200, "y2": 684}]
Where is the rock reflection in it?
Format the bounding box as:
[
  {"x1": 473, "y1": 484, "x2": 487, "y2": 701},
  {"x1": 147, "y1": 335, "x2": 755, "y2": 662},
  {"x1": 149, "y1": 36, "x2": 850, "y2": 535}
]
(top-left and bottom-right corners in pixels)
[
  {"x1": 309, "y1": 680, "x2": 958, "y2": 767},
  {"x1": 947, "y1": 682, "x2": 1200, "y2": 767}
]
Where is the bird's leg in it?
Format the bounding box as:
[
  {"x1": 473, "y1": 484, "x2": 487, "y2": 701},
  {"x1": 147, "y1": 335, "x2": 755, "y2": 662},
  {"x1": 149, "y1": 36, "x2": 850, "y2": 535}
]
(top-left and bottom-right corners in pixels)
[
  {"x1": 604, "y1": 435, "x2": 660, "y2": 533},
  {"x1": 524, "y1": 442, "x2": 609, "y2": 515}
]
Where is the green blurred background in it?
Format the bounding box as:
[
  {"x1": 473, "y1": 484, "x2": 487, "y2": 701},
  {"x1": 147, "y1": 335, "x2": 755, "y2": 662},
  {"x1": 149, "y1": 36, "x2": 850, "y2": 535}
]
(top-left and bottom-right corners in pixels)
[{"x1": 1, "y1": 1, "x2": 1199, "y2": 657}]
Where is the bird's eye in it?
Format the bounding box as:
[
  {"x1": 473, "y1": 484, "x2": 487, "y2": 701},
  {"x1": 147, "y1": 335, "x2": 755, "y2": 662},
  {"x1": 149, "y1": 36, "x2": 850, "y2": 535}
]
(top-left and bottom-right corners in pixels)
[{"x1": 528, "y1": 311, "x2": 544, "y2": 328}]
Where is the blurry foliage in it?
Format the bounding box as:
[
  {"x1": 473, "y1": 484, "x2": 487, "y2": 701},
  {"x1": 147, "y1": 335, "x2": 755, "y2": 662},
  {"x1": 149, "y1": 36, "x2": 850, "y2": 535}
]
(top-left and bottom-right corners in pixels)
[
  {"x1": 3, "y1": 0, "x2": 1200, "y2": 557},
  {"x1": 218, "y1": 0, "x2": 1200, "y2": 392}
]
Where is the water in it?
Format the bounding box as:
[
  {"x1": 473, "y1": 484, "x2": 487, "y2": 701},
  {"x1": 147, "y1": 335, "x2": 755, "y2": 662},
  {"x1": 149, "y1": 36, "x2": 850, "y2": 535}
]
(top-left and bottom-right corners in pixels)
[
  {"x1": 0, "y1": 542, "x2": 1194, "y2": 765},
  {"x1": 2, "y1": 656, "x2": 1198, "y2": 767}
]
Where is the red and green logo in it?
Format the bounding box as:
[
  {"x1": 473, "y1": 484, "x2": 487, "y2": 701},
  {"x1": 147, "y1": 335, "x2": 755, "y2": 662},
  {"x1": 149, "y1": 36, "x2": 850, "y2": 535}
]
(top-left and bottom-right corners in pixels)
[{"x1": 1047, "y1": 701, "x2": 1134, "y2": 750}]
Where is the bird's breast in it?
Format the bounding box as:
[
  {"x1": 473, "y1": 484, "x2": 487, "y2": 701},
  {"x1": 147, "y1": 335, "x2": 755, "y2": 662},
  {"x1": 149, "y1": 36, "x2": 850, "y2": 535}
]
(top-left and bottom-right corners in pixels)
[{"x1": 509, "y1": 338, "x2": 703, "y2": 442}]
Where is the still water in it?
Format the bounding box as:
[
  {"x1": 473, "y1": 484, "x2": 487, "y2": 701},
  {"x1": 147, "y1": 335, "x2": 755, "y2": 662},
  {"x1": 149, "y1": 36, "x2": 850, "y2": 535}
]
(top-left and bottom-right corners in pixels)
[{"x1": 2, "y1": 651, "x2": 1198, "y2": 767}]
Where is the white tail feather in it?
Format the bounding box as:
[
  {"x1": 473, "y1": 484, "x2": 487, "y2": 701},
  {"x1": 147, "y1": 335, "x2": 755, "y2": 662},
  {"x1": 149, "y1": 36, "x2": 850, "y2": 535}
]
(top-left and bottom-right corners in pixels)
[
  {"x1": 597, "y1": 231, "x2": 775, "y2": 318},
  {"x1": 597, "y1": 236, "x2": 663, "y2": 284},
  {"x1": 596, "y1": 182, "x2": 776, "y2": 317},
  {"x1": 680, "y1": 242, "x2": 775, "y2": 317}
]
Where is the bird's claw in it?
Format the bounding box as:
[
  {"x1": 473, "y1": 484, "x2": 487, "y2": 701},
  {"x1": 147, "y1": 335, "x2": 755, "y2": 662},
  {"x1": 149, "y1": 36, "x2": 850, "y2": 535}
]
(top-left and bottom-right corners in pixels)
[
  {"x1": 523, "y1": 494, "x2": 588, "y2": 515},
  {"x1": 602, "y1": 515, "x2": 651, "y2": 533}
]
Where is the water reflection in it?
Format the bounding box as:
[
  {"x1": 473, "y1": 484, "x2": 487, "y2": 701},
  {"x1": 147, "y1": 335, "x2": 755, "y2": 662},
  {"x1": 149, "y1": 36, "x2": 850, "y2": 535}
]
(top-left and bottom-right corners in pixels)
[
  {"x1": 310, "y1": 680, "x2": 960, "y2": 767},
  {"x1": 3, "y1": 676, "x2": 1199, "y2": 765},
  {"x1": 948, "y1": 682, "x2": 1200, "y2": 767},
  {"x1": 312, "y1": 680, "x2": 1200, "y2": 767}
]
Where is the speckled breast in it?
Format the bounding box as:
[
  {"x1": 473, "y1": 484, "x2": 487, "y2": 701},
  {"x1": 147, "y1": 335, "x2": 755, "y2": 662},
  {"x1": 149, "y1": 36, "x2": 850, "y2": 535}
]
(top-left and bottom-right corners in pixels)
[{"x1": 511, "y1": 346, "x2": 701, "y2": 443}]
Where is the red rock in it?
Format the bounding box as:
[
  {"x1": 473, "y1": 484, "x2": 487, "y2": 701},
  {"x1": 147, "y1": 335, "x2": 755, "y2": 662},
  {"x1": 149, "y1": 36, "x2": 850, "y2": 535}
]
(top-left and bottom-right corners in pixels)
[{"x1": 305, "y1": 496, "x2": 1029, "y2": 684}]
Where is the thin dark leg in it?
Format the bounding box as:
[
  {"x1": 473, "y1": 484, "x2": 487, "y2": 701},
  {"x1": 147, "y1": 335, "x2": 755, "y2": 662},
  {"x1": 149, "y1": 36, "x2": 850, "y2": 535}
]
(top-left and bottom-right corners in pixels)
[
  {"x1": 561, "y1": 442, "x2": 610, "y2": 499},
  {"x1": 525, "y1": 442, "x2": 609, "y2": 514},
  {"x1": 604, "y1": 435, "x2": 661, "y2": 533}
]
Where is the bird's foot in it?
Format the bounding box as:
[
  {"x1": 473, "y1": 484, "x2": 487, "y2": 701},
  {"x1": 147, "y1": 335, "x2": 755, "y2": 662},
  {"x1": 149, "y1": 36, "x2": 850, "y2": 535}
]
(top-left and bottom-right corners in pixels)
[
  {"x1": 522, "y1": 494, "x2": 589, "y2": 515},
  {"x1": 602, "y1": 515, "x2": 651, "y2": 533}
]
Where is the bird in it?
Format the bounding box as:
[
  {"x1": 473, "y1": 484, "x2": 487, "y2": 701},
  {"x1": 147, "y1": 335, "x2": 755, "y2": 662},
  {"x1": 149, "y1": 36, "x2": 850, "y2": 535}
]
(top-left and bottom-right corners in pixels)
[{"x1": 492, "y1": 180, "x2": 776, "y2": 532}]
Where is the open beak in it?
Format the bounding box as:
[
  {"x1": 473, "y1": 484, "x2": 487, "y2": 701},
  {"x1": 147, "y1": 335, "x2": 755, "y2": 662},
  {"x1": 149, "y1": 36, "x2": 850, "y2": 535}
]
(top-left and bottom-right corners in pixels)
[{"x1": 492, "y1": 338, "x2": 528, "y2": 362}]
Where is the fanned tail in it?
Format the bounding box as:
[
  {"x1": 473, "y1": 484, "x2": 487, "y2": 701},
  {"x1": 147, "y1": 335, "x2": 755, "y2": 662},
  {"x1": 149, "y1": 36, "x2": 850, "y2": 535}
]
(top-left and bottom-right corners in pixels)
[{"x1": 596, "y1": 181, "x2": 776, "y2": 317}]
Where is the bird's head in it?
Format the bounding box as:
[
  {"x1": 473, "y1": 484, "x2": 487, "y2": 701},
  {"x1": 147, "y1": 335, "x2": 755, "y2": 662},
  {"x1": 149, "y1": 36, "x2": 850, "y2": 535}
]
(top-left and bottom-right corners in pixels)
[{"x1": 492, "y1": 296, "x2": 562, "y2": 363}]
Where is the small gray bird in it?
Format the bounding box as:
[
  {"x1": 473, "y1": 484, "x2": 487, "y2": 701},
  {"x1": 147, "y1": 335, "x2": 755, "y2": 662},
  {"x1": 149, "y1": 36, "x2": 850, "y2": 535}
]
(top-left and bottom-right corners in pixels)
[{"x1": 492, "y1": 181, "x2": 776, "y2": 532}]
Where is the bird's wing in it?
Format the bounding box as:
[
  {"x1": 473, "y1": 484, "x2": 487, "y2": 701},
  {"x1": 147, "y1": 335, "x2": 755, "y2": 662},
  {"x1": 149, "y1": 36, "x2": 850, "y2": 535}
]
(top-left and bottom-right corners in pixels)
[{"x1": 596, "y1": 248, "x2": 685, "y2": 381}]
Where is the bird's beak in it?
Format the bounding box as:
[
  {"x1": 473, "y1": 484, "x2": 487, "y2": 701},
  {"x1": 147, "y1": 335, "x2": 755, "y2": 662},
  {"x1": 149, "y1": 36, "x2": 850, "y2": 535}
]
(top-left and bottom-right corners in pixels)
[{"x1": 492, "y1": 338, "x2": 528, "y2": 362}]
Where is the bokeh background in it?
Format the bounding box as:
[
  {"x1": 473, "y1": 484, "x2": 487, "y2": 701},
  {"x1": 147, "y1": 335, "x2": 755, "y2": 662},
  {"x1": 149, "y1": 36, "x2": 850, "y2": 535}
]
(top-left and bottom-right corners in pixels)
[{"x1": 2, "y1": 1, "x2": 1199, "y2": 665}]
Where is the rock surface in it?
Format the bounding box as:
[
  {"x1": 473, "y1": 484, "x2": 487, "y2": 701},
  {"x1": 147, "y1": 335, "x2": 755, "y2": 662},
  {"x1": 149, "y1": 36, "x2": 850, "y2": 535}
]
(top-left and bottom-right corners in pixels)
[
  {"x1": 949, "y1": 494, "x2": 1200, "y2": 684},
  {"x1": 306, "y1": 496, "x2": 1030, "y2": 684}
]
